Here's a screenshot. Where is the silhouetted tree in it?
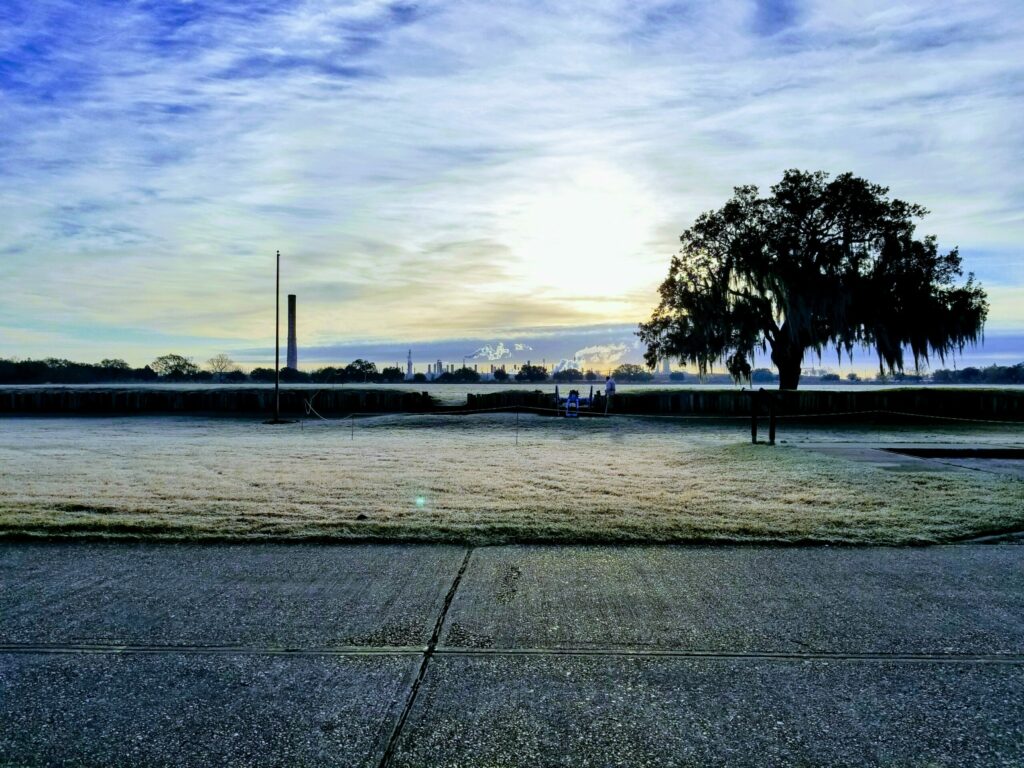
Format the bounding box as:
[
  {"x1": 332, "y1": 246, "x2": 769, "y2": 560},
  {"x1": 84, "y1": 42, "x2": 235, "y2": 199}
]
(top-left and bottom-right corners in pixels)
[
  {"x1": 380, "y1": 366, "x2": 405, "y2": 383},
  {"x1": 493, "y1": 368, "x2": 509, "y2": 382},
  {"x1": 279, "y1": 366, "x2": 310, "y2": 383},
  {"x1": 584, "y1": 370, "x2": 599, "y2": 382},
  {"x1": 311, "y1": 366, "x2": 342, "y2": 383},
  {"x1": 437, "y1": 367, "x2": 480, "y2": 383},
  {"x1": 151, "y1": 354, "x2": 199, "y2": 379},
  {"x1": 668, "y1": 370, "x2": 687, "y2": 382},
  {"x1": 207, "y1": 354, "x2": 238, "y2": 375},
  {"x1": 515, "y1": 364, "x2": 548, "y2": 382},
  {"x1": 412, "y1": 372, "x2": 427, "y2": 383},
  {"x1": 612, "y1": 363, "x2": 653, "y2": 382},
  {"x1": 249, "y1": 367, "x2": 276, "y2": 383},
  {"x1": 344, "y1": 359, "x2": 378, "y2": 382},
  {"x1": 553, "y1": 368, "x2": 582, "y2": 382},
  {"x1": 639, "y1": 170, "x2": 989, "y2": 390}
]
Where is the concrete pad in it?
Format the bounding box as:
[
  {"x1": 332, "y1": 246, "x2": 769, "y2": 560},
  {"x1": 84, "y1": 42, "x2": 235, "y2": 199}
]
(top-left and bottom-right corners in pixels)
[
  {"x1": 800, "y1": 444, "x2": 958, "y2": 472},
  {"x1": 0, "y1": 543, "x2": 465, "y2": 647},
  {"x1": 442, "y1": 546, "x2": 1024, "y2": 654},
  {"x1": 802, "y1": 444, "x2": 1024, "y2": 478},
  {"x1": 0, "y1": 651, "x2": 416, "y2": 768},
  {"x1": 391, "y1": 654, "x2": 1024, "y2": 767}
]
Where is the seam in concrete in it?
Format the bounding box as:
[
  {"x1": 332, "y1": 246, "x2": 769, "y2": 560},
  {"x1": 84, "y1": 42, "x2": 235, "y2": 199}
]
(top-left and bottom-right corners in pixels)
[
  {"x1": 377, "y1": 546, "x2": 474, "y2": 768},
  {"x1": 433, "y1": 647, "x2": 1024, "y2": 664},
  {"x1": 3, "y1": 643, "x2": 1021, "y2": 666},
  {"x1": 0, "y1": 644, "x2": 425, "y2": 656}
]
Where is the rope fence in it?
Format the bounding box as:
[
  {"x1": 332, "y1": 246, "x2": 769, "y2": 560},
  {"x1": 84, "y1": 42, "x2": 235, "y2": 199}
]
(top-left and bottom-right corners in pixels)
[{"x1": 298, "y1": 390, "x2": 1021, "y2": 445}]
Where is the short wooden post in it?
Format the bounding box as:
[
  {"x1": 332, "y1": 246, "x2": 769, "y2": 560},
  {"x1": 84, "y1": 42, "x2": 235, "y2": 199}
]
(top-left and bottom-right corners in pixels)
[
  {"x1": 768, "y1": 394, "x2": 776, "y2": 446},
  {"x1": 751, "y1": 389, "x2": 760, "y2": 444}
]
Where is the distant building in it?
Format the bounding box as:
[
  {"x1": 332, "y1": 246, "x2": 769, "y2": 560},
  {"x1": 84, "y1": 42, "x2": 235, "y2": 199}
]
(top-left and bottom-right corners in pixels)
[{"x1": 406, "y1": 350, "x2": 413, "y2": 380}]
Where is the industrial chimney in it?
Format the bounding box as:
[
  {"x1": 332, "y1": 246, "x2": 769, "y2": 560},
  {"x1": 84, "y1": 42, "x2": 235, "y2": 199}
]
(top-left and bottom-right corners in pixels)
[{"x1": 286, "y1": 294, "x2": 298, "y2": 370}]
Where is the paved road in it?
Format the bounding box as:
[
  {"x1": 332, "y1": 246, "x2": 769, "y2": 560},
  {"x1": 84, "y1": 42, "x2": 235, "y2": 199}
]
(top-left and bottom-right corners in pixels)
[{"x1": 2, "y1": 543, "x2": 1022, "y2": 767}]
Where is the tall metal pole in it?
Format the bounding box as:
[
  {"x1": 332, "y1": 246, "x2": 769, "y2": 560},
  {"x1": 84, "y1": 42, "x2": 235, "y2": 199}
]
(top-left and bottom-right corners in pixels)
[{"x1": 275, "y1": 249, "x2": 281, "y2": 422}]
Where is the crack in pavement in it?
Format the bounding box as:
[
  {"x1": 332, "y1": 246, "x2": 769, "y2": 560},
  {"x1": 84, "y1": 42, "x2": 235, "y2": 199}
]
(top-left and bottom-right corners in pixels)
[{"x1": 377, "y1": 546, "x2": 475, "y2": 768}]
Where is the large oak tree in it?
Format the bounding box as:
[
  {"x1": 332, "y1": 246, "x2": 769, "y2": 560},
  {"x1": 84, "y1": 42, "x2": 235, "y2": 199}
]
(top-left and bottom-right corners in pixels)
[{"x1": 639, "y1": 170, "x2": 988, "y2": 389}]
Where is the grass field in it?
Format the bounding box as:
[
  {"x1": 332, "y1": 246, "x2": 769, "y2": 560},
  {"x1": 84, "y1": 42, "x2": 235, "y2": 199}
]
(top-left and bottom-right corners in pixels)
[{"x1": 1, "y1": 415, "x2": 1021, "y2": 545}]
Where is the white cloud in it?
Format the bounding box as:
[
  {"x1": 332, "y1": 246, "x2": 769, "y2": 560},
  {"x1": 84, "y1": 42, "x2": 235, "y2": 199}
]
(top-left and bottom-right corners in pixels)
[{"x1": 1, "y1": 0, "x2": 1022, "y2": 363}]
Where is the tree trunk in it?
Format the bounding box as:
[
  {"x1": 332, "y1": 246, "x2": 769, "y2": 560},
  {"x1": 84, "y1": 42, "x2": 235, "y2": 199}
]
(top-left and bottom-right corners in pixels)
[{"x1": 772, "y1": 345, "x2": 802, "y2": 390}]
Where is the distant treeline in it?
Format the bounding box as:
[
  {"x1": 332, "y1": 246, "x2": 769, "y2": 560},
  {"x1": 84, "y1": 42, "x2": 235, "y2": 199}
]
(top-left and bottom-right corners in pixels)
[{"x1": 1, "y1": 355, "x2": 1021, "y2": 386}]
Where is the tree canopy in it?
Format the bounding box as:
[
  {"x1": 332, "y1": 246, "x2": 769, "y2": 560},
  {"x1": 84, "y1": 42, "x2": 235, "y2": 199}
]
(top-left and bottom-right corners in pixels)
[
  {"x1": 612, "y1": 363, "x2": 653, "y2": 382},
  {"x1": 515, "y1": 364, "x2": 549, "y2": 382},
  {"x1": 151, "y1": 354, "x2": 199, "y2": 379},
  {"x1": 638, "y1": 170, "x2": 988, "y2": 389}
]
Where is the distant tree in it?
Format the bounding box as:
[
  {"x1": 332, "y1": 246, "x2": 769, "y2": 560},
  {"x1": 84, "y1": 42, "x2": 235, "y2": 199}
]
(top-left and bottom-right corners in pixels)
[
  {"x1": 958, "y1": 366, "x2": 982, "y2": 383},
  {"x1": 99, "y1": 358, "x2": 130, "y2": 370},
  {"x1": 750, "y1": 368, "x2": 778, "y2": 383},
  {"x1": 311, "y1": 366, "x2": 343, "y2": 383},
  {"x1": 207, "y1": 354, "x2": 238, "y2": 375},
  {"x1": 515, "y1": 364, "x2": 548, "y2": 383},
  {"x1": 222, "y1": 369, "x2": 248, "y2": 383},
  {"x1": 380, "y1": 366, "x2": 405, "y2": 383},
  {"x1": 846, "y1": 372, "x2": 861, "y2": 382},
  {"x1": 492, "y1": 368, "x2": 509, "y2": 382},
  {"x1": 668, "y1": 370, "x2": 687, "y2": 382},
  {"x1": 412, "y1": 372, "x2": 427, "y2": 383},
  {"x1": 279, "y1": 366, "x2": 310, "y2": 383},
  {"x1": 344, "y1": 359, "x2": 378, "y2": 382},
  {"x1": 930, "y1": 365, "x2": 1024, "y2": 384},
  {"x1": 151, "y1": 354, "x2": 199, "y2": 379},
  {"x1": 553, "y1": 368, "x2": 582, "y2": 383},
  {"x1": 639, "y1": 170, "x2": 988, "y2": 390},
  {"x1": 584, "y1": 369, "x2": 599, "y2": 382},
  {"x1": 820, "y1": 373, "x2": 841, "y2": 382},
  {"x1": 892, "y1": 371, "x2": 923, "y2": 383},
  {"x1": 249, "y1": 367, "x2": 276, "y2": 383},
  {"x1": 612, "y1": 363, "x2": 653, "y2": 382},
  {"x1": 437, "y1": 367, "x2": 480, "y2": 383}
]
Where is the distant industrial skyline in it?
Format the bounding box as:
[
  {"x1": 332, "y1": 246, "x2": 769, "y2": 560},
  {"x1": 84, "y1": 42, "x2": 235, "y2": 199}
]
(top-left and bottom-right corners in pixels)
[{"x1": 2, "y1": 1, "x2": 1022, "y2": 366}]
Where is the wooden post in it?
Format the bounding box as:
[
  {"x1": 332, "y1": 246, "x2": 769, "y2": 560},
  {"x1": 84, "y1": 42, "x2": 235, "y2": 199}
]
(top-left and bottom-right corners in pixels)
[
  {"x1": 751, "y1": 389, "x2": 760, "y2": 443},
  {"x1": 768, "y1": 394, "x2": 777, "y2": 446}
]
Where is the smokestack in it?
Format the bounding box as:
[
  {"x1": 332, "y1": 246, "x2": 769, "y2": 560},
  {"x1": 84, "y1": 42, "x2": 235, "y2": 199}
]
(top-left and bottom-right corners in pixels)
[{"x1": 286, "y1": 294, "x2": 297, "y2": 370}]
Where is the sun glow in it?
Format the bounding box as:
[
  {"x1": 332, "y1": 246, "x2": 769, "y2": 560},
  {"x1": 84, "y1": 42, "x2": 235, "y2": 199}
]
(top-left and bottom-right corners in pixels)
[{"x1": 501, "y1": 163, "x2": 664, "y2": 300}]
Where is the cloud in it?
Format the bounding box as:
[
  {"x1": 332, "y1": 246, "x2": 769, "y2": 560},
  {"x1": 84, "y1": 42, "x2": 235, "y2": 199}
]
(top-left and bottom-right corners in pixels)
[
  {"x1": 1, "y1": 0, "x2": 1022, "y2": 366},
  {"x1": 572, "y1": 343, "x2": 630, "y2": 369}
]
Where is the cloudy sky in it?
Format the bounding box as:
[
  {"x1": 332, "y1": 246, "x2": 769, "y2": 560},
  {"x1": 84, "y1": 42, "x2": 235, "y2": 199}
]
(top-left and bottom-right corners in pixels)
[{"x1": 2, "y1": 0, "x2": 1022, "y2": 371}]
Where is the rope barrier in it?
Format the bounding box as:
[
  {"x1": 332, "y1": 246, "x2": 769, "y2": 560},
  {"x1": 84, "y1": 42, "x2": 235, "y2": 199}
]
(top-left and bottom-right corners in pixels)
[{"x1": 300, "y1": 400, "x2": 1021, "y2": 426}]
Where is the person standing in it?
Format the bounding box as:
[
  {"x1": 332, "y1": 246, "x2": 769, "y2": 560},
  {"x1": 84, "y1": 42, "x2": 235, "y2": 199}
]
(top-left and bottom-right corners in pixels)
[{"x1": 604, "y1": 375, "x2": 616, "y2": 413}]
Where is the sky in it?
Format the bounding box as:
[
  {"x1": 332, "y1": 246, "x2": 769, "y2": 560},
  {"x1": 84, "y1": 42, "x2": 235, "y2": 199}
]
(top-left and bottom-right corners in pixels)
[{"x1": 1, "y1": 0, "x2": 1022, "y2": 373}]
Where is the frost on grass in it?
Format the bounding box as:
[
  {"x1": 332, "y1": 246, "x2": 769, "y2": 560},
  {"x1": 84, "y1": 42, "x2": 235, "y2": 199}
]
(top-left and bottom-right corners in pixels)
[{"x1": 0, "y1": 415, "x2": 1021, "y2": 545}]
